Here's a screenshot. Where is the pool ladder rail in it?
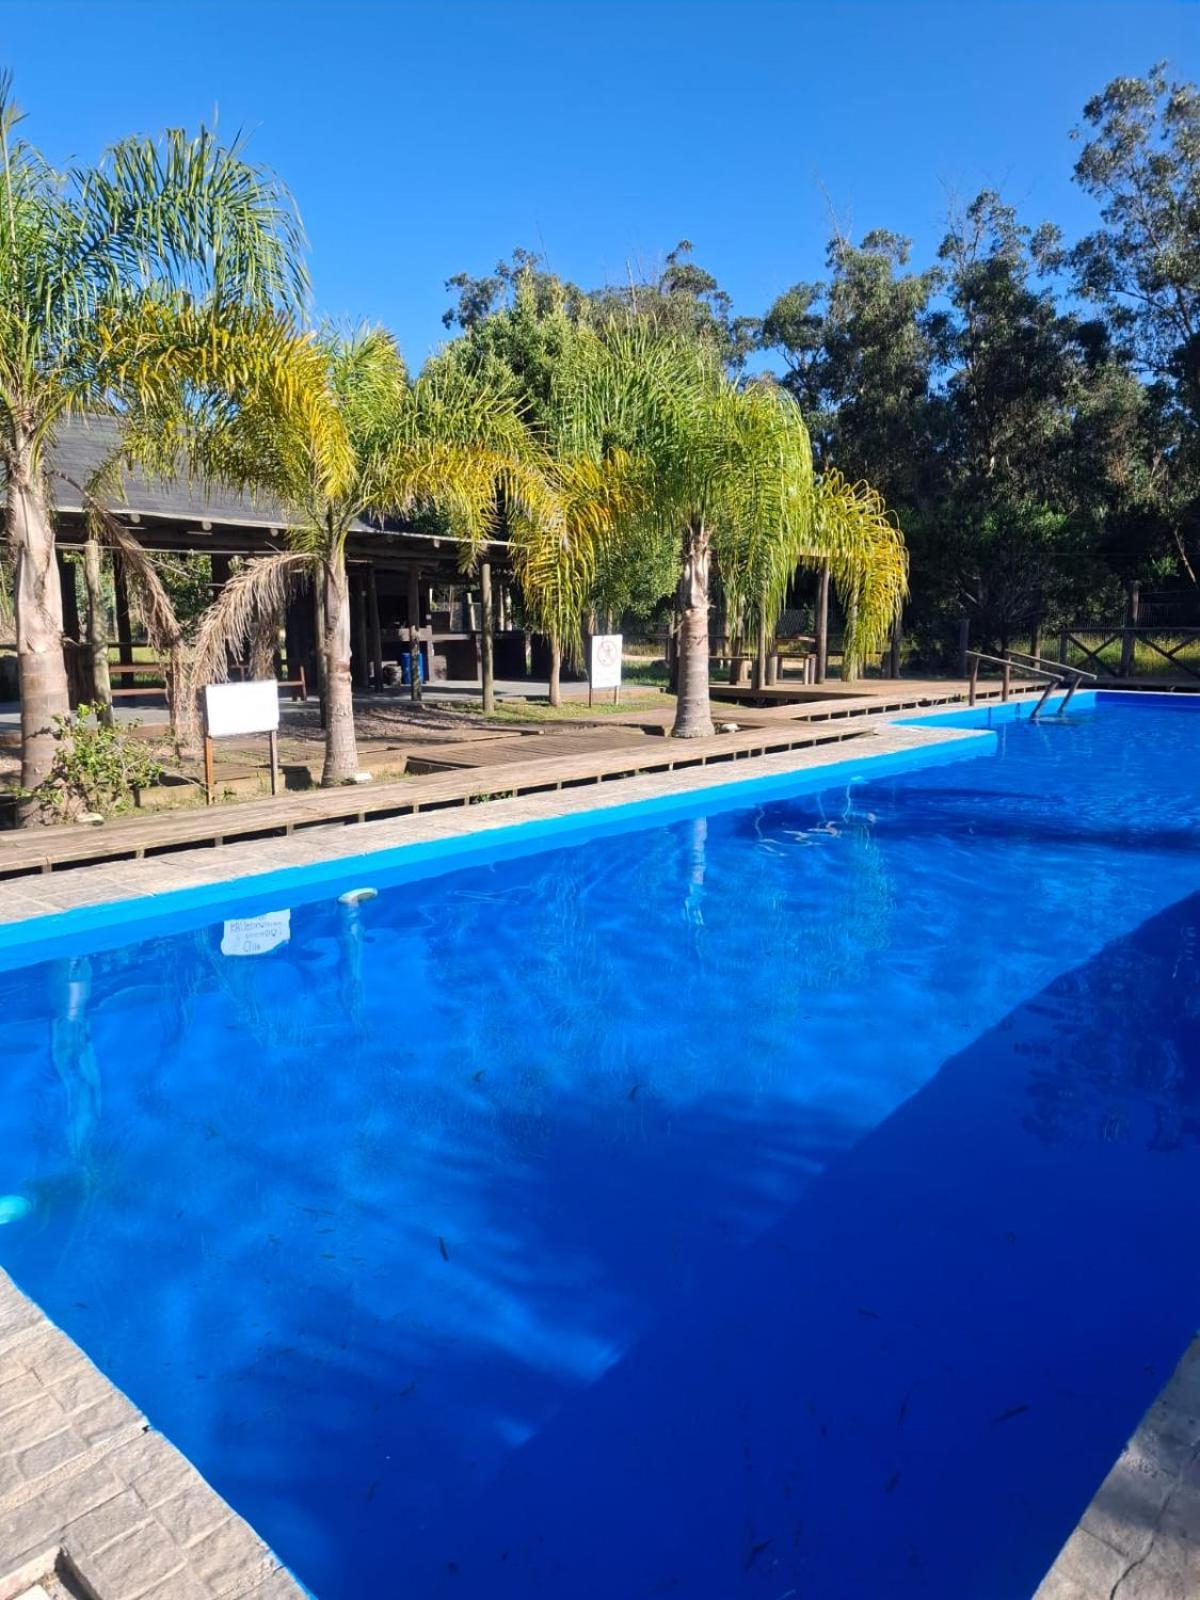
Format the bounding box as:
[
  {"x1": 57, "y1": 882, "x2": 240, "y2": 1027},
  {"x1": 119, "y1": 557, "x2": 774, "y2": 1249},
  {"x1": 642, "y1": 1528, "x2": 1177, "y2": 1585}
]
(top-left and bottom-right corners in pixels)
[{"x1": 965, "y1": 649, "x2": 1097, "y2": 721}]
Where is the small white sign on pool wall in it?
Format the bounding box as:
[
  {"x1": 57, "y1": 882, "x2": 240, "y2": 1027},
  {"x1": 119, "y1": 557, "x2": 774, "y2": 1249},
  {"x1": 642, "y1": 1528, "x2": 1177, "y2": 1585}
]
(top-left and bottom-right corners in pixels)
[
  {"x1": 203, "y1": 679, "x2": 280, "y2": 738},
  {"x1": 221, "y1": 910, "x2": 291, "y2": 957},
  {"x1": 590, "y1": 633, "x2": 623, "y2": 691}
]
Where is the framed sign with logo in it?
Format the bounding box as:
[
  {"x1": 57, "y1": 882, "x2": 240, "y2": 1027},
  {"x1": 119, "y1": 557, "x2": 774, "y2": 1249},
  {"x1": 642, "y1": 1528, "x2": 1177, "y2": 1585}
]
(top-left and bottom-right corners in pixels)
[{"x1": 589, "y1": 633, "x2": 623, "y2": 706}]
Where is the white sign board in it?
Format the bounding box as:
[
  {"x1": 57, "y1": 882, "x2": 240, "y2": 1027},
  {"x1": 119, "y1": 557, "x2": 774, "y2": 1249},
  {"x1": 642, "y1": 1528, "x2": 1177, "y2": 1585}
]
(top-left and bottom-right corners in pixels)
[
  {"x1": 221, "y1": 910, "x2": 291, "y2": 957},
  {"x1": 590, "y1": 633, "x2": 623, "y2": 691},
  {"x1": 203, "y1": 680, "x2": 280, "y2": 739}
]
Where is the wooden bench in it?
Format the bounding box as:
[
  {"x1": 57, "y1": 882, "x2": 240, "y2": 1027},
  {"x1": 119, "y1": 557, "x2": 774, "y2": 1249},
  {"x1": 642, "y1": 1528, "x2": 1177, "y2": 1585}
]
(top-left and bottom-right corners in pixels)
[{"x1": 100, "y1": 662, "x2": 307, "y2": 703}]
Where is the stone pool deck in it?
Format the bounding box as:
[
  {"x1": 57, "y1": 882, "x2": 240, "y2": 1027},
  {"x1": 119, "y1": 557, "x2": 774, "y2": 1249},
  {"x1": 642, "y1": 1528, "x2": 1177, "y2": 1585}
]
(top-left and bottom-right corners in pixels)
[
  {"x1": 1034, "y1": 1336, "x2": 1200, "y2": 1599},
  {"x1": 0, "y1": 1270, "x2": 303, "y2": 1600}
]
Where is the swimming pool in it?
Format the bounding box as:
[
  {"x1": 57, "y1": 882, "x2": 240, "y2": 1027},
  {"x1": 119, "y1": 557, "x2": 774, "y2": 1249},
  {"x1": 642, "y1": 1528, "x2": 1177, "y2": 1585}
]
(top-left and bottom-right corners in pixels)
[{"x1": 1, "y1": 693, "x2": 1198, "y2": 1598}]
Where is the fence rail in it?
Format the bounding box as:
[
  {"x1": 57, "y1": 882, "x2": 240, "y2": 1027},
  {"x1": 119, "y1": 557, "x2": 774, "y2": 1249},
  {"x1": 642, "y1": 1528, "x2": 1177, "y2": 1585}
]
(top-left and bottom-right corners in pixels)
[{"x1": 1056, "y1": 626, "x2": 1200, "y2": 681}]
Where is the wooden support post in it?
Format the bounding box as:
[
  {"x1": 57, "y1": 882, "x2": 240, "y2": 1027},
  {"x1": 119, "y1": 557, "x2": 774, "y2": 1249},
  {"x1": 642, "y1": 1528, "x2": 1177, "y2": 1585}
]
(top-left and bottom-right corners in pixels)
[
  {"x1": 888, "y1": 615, "x2": 903, "y2": 679},
  {"x1": 1120, "y1": 580, "x2": 1140, "y2": 677},
  {"x1": 815, "y1": 563, "x2": 830, "y2": 684},
  {"x1": 203, "y1": 734, "x2": 215, "y2": 806},
  {"x1": 82, "y1": 533, "x2": 112, "y2": 723},
  {"x1": 957, "y1": 617, "x2": 970, "y2": 678},
  {"x1": 313, "y1": 578, "x2": 328, "y2": 729},
  {"x1": 366, "y1": 564, "x2": 384, "y2": 691},
  {"x1": 113, "y1": 553, "x2": 133, "y2": 667},
  {"x1": 352, "y1": 570, "x2": 369, "y2": 690},
  {"x1": 753, "y1": 621, "x2": 768, "y2": 691},
  {"x1": 57, "y1": 551, "x2": 85, "y2": 707},
  {"x1": 57, "y1": 552, "x2": 80, "y2": 643},
  {"x1": 841, "y1": 595, "x2": 859, "y2": 684},
  {"x1": 407, "y1": 567, "x2": 423, "y2": 703},
  {"x1": 268, "y1": 728, "x2": 279, "y2": 796},
  {"x1": 1002, "y1": 660, "x2": 1011, "y2": 702},
  {"x1": 969, "y1": 655, "x2": 980, "y2": 706},
  {"x1": 480, "y1": 559, "x2": 495, "y2": 713},
  {"x1": 1059, "y1": 628, "x2": 1069, "y2": 666}
]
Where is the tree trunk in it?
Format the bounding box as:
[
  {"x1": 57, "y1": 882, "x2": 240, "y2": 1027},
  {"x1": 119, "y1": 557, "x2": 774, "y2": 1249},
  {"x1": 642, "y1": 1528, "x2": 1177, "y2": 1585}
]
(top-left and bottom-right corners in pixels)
[
  {"x1": 548, "y1": 640, "x2": 562, "y2": 706},
  {"x1": 82, "y1": 533, "x2": 113, "y2": 726},
  {"x1": 320, "y1": 549, "x2": 359, "y2": 786},
  {"x1": 480, "y1": 558, "x2": 495, "y2": 713},
  {"x1": 9, "y1": 454, "x2": 70, "y2": 806},
  {"x1": 671, "y1": 521, "x2": 715, "y2": 738}
]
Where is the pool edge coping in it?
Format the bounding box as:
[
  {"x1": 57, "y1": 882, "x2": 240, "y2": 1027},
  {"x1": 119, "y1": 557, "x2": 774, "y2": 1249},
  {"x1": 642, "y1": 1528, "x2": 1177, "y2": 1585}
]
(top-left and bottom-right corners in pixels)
[
  {"x1": 1032, "y1": 1332, "x2": 1200, "y2": 1599},
  {"x1": 0, "y1": 1266, "x2": 308, "y2": 1600},
  {"x1": 0, "y1": 720, "x2": 996, "y2": 970}
]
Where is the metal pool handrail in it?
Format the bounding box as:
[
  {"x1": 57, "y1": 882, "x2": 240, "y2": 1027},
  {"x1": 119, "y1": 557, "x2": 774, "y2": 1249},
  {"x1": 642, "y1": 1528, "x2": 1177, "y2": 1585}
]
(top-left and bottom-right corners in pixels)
[{"x1": 965, "y1": 649, "x2": 1097, "y2": 720}]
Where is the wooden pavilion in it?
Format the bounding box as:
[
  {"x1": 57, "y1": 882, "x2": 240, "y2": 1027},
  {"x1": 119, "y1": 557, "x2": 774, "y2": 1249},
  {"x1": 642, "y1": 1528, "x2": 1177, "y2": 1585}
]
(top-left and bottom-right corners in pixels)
[{"x1": 14, "y1": 415, "x2": 527, "y2": 698}]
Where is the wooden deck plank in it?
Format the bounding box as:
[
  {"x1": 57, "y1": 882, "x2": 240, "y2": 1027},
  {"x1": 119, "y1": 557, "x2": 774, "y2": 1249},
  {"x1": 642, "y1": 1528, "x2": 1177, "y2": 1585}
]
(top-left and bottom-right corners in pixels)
[{"x1": 405, "y1": 725, "x2": 652, "y2": 773}]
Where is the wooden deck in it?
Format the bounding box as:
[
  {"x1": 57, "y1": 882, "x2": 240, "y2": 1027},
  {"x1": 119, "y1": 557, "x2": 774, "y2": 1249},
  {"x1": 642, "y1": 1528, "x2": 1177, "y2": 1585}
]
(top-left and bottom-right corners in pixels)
[
  {"x1": 0, "y1": 673, "x2": 1057, "y2": 884},
  {"x1": 0, "y1": 719, "x2": 883, "y2": 882},
  {"x1": 404, "y1": 725, "x2": 654, "y2": 773}
]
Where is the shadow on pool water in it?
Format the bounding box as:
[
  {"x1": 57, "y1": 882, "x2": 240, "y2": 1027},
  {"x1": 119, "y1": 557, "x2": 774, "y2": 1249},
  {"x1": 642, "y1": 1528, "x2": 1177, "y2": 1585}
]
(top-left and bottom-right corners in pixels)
[{"x1": 201, "y1": 890, "x2": 1200, "y2": 1599}]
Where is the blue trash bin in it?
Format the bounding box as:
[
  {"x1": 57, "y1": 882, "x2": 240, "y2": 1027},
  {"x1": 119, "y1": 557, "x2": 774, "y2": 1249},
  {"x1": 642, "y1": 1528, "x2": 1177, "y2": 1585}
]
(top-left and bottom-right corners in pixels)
[{"x1": 400, "y1": 650, "x2": 426, "y2": 685}]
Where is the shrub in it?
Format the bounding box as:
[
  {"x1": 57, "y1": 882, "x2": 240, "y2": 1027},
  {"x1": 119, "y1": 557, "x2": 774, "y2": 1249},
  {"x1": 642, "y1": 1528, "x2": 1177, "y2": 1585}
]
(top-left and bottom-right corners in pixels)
[{"x1": 38, "y1": 705, "x2": 163, "y2": 819}]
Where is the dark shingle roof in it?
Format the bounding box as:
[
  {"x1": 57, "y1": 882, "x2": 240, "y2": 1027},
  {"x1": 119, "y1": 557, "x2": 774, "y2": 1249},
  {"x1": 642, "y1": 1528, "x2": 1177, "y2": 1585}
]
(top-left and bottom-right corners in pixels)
[{"x1": 44, "y1": 414, "x2": 297, "y2": 529}]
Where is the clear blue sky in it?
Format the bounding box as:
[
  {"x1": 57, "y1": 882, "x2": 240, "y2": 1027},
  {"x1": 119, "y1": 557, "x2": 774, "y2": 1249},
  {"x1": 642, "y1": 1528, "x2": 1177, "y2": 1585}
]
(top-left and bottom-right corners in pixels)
[{"x1": 2, "y1": 1, "x2": 1198, "y2": 363}]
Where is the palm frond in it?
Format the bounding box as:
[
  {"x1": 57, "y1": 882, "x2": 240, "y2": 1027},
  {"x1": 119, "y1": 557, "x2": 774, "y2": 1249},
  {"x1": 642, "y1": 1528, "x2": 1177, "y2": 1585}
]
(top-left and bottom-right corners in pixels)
[
  {"x1": 189, "y1": 551, "x2": 312, "y2": 699},
  {"x1": 809, "y1": 469, "x2": 909, "y2": 657}
]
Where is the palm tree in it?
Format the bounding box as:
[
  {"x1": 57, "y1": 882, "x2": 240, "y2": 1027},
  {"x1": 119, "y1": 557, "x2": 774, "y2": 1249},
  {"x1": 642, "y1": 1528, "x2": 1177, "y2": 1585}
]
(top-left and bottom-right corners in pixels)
[
  {"x1": 191, "y1": 327, "x2": 560, "y2": 785},
  {"x1": 0, "y1": 73, "x2": 305, "y2": 801},
  {"x1": 552, "y1": 327, "x2": 908, "y2": 737},
  {"x1": 431, "y1": 276, "x2": 639, "y2": 707}
]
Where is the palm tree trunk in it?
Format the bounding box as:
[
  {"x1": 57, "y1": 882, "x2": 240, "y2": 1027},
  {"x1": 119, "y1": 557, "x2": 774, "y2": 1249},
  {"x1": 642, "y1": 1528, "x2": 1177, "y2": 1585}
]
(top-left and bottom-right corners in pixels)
[
  {"x1": 549, "y1": 640, "x2": 562, "y2": 707},
  {"x1": 321, "y1": 549, "x2": 359, "y2": 786},
  {"x1": 82, "y1": 532, "x2": 113, "y2": 726},
  {"x1": 9, "y1": 450, "x2": 70, "y2": 804},
  {"x1": 671, "y1": 520, "x2": 714, "y2": 739}
]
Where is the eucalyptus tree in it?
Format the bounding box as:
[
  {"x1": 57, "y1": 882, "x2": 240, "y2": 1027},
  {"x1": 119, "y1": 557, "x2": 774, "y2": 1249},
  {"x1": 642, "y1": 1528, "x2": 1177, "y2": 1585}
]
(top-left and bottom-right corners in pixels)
[
  {"x1": 0, "y1": 73, "x2": 306, "y2": 800},
  {"x1": 1069, "y1": 65, "x2": 1200, "y2": 393},
  {"x1": 553, "y1": 327, "x2": 908, "y2": 737},
  {"x1": 761, "y1": 230, "x2": 941, "y2": 511},
  {"x1": 191, "y1": 326, "x2": 560, "y2": 785}
]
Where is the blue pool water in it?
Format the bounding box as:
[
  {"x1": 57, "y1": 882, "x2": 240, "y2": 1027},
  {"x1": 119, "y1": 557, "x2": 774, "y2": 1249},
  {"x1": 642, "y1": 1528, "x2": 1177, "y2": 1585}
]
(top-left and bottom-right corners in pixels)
[{"x1": 1, "y1": 697, "x2": 1200, "y2": 1598}]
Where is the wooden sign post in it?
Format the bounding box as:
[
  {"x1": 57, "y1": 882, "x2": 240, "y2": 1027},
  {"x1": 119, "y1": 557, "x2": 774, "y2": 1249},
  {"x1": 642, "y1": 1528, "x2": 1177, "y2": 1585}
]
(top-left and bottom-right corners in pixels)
[{"x1": 202, "y1": 681, "x2": 281, "y2": 805}]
